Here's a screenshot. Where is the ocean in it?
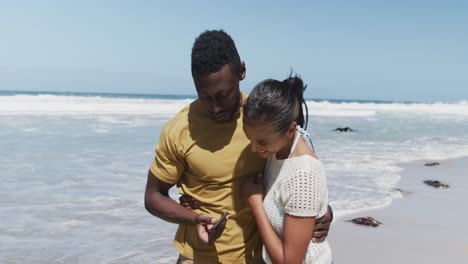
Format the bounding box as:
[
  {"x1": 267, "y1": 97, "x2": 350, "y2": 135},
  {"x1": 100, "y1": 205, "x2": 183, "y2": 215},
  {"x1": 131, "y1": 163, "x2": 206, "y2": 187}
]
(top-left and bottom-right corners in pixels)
[{"x1": 2, "y1": 90, "x2": 468, "y2": 263}]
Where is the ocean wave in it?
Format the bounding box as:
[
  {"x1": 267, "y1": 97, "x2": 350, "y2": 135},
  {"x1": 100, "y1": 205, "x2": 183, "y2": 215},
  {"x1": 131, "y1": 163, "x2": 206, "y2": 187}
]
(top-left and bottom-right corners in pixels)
[
  {"x1": 2, "y1": 94, "x2": 468, "y2": 116},
  {"x1": 0, "y1": 95, "x2": 193, "y2": 115},
  {"x1": 306, "y1": 100, "x2": 468, "y2": 116}
]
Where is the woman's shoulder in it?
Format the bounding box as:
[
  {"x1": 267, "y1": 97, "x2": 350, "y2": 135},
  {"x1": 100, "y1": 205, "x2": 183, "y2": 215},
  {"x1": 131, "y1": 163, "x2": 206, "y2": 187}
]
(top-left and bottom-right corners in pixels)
[
  {"x1": 287, "y1": 154, "x2": 322, "y2": 166},
  {"x1": 285, "y1": 155, "x2": 325, "y2": 177}
]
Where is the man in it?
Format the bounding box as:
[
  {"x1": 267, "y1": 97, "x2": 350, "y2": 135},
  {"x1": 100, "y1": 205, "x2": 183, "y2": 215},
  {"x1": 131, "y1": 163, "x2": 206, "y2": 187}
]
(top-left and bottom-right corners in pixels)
[{"x1": 145, "y1": 30, "x2": 332, "y2": 264}]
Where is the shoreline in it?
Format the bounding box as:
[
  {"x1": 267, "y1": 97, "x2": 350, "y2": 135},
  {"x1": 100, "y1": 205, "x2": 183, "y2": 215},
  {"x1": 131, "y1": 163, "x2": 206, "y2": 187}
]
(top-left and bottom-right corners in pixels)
[{"x1": 328, "y1": 156, "x2": 468, "y2": 263}]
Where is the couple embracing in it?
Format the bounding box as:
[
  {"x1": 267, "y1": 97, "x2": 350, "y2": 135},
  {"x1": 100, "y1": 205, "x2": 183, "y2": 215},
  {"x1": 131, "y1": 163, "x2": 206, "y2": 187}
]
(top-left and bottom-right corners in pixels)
[{"x1": 145, "y1": 30, "x2": 332, "y2": 264}]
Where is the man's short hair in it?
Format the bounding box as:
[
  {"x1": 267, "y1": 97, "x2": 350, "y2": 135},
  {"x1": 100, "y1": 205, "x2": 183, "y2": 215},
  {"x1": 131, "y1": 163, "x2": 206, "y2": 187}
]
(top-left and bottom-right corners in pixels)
[{"x1": 191, "y1": 30, "x2": 241, "y2": 76}]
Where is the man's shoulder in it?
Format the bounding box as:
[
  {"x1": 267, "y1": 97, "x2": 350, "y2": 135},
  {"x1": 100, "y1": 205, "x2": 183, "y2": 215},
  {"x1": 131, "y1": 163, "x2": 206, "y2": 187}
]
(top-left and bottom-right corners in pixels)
[
  {"x1": 241, "y1": 91, "x2": 248, "y2": 103},
  {"x1": 162, "y1": 99, "x2": 203, "y2": 139}
]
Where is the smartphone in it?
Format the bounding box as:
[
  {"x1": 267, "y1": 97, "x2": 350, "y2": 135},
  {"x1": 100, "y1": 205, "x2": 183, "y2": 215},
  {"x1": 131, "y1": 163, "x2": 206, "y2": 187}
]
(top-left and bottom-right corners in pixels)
[{"x1": 209, "y1": 212, "x2": 229, "y2": 241}]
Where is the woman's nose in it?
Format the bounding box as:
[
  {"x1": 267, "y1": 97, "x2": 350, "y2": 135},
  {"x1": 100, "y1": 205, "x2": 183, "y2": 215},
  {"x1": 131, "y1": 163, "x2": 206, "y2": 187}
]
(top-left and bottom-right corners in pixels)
[{"x1": 250, "y1": 142, "x2": 260, "y2": 152}]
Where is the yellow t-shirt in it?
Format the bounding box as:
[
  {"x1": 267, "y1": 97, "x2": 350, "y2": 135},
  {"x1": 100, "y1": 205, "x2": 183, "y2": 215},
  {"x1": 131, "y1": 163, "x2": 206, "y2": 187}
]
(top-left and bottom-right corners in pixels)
[{"x1": 150, "y1": 93, "x2": 266, "y2": 263}]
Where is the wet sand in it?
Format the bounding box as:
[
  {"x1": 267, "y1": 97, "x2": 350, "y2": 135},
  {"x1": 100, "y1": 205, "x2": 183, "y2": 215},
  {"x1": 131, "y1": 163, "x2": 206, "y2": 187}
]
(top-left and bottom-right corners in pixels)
[{"x1": 328, "y1": 157, "x2": 468, "y2": 263}]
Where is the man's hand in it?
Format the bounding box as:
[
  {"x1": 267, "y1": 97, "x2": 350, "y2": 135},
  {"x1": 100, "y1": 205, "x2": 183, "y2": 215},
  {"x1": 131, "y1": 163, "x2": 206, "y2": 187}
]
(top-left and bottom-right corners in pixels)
[
  {"x1": 208, "y1": 213, "x2": 229, "y2": 243},
  {"x1": 195, "y1": 214, "x2": 217, "y2": 244},
  {"x1": 312, "y1": 205, "x2": 333, "y2": 242},
  {"x1": 194, "y1": 213, "x2": 229, "y2": 245}
]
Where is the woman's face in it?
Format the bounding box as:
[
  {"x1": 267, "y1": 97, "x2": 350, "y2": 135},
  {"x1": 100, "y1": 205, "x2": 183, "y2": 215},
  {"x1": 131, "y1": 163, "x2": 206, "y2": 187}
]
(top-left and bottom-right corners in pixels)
[{"x1": 242, "y1": 119, "x2": 295, "y2": 159}]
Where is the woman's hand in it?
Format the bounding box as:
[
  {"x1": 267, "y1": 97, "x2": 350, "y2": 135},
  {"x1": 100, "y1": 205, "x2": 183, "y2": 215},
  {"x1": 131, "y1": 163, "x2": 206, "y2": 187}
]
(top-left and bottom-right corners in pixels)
[
  {"x1": 241, "y1": 174, "x2": 264, "y2": 207},
  {"x1": 179, "y1": 194, "x2": 200, "y2": 210}
]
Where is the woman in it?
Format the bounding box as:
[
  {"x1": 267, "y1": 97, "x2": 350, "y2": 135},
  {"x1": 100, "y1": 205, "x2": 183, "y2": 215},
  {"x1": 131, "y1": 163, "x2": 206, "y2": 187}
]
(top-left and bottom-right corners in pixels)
[{"x1": 242, "y1": 75, "x2": 332, "y2": 264}]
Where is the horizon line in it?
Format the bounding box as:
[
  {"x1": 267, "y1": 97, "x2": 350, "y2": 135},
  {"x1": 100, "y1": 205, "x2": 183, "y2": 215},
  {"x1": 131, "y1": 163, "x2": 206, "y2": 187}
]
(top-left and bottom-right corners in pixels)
[{"x1": 0, "y1": 89, "x2": 444, "y2": 104}]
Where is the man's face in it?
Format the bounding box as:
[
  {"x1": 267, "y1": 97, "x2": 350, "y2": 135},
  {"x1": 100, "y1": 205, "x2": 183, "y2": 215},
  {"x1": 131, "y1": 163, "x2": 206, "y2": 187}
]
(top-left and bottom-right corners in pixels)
[{"x1": 193, "y1": 64, "x2": 244, "y2": 122}]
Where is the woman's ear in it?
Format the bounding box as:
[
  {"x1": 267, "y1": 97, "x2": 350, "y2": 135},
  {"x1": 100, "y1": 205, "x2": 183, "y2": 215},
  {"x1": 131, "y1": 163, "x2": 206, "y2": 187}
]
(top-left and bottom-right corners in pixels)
[{"x1": 287, "y1": 122, "x2": 297, "y2": 138}]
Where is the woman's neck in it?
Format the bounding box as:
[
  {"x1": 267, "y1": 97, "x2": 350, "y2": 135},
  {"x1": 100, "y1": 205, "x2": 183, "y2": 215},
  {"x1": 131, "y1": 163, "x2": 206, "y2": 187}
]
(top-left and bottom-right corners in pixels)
[{"x1": 276, "y1": 132, "x2": 296, "y2": 160}]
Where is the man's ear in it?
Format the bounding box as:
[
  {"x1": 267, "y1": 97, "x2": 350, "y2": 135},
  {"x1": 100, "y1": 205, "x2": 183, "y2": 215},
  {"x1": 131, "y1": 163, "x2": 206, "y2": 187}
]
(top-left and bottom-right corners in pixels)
[
  {"x1": 287, "y1": 121, "x2": 298, "y2": 138},
  {"x1": 240, "y1": 61, "x2": 246, "y2": 80}
]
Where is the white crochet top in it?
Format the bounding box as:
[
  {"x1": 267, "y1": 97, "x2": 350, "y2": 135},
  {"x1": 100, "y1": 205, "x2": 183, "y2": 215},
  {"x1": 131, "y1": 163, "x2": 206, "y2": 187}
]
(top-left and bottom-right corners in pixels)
[{"x1": 262, "y1": 154, "x2": 332, "y2": 264}]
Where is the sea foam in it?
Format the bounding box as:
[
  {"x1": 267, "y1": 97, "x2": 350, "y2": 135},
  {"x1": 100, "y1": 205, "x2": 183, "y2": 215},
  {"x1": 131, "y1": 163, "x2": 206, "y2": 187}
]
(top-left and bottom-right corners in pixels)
[{"x1": 2, "y1": 94, "x2": 468, "y2": 116}]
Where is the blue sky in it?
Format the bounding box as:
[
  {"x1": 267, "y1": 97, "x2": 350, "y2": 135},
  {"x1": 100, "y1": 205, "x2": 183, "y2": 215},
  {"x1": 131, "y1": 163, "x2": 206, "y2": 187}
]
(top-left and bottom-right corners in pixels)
[{"x1": 0, "y1": 0, "x2": 467, "y2": 102}]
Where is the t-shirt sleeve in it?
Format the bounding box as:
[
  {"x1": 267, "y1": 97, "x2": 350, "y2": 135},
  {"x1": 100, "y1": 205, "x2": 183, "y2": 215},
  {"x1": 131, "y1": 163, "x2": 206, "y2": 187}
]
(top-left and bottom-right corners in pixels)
[
  {"x1": 149, "y1": 124, "x2": 186, "y2": 185},
  {"x1": 282, "y1": 164, "x2": 326, "y2": 217}
]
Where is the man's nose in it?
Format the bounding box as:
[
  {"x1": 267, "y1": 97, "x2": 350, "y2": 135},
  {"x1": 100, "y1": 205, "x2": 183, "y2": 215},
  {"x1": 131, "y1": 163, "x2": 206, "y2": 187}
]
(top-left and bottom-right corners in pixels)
[{"x1": 208, "y1": 100, "x2": 222, "y2": 114}]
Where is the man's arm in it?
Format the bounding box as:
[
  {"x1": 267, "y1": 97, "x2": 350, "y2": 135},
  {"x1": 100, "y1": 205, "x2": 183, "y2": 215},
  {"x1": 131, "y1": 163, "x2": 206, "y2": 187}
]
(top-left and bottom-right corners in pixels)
[
  {"x1": 312, "y1": 205, "x2": 333, "y2": 242},
  {"x1": 144, "y1": 169, "x2": 199, "y2": 224},
  {"x1": 144, "y1": 170, "x2": 220, "y2": 244}
]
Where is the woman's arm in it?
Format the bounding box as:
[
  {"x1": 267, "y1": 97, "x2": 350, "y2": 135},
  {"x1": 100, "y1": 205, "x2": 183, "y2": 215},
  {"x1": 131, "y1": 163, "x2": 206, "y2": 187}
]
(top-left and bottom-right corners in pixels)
[
  {"x1": 250, "y1": 198, "x2": 315, "y2": 264},
  {"x1": 249, "y1": 197, "x2": 284, "y2": 263},
  {"x1": 243, "y1": 177, "x2": 315, "y2": 264},
  {"x1": 283, "y1": 214, "x2": 315, "y2": 263}
]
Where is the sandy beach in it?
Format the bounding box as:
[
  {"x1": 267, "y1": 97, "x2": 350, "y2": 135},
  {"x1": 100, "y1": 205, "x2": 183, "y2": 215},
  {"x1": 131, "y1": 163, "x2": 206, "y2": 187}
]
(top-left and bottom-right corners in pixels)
[{"x1": 328, "y1": 157, "x2": 468, "y2": 263}]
